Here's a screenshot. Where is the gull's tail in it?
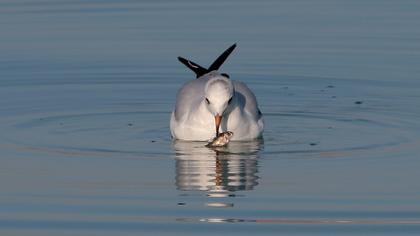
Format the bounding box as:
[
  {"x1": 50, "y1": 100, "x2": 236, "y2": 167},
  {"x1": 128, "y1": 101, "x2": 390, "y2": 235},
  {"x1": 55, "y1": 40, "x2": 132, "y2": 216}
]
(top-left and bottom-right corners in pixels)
[{"x1": 177, "y1": 43, "x2": 237, "y2": 79}]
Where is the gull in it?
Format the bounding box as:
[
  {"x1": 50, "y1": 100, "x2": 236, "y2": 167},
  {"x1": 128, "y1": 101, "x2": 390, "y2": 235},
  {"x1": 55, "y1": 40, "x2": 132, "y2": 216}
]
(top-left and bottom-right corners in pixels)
[{"x1": 170, "y1": 44, "x2": 264, "y2": 141}]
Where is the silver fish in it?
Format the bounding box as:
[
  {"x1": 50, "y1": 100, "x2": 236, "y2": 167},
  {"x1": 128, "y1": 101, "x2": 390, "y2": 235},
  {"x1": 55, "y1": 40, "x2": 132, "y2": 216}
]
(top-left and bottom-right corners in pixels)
[{"x1": 206, "y1": 131, "x2": 234, "y2": 147}]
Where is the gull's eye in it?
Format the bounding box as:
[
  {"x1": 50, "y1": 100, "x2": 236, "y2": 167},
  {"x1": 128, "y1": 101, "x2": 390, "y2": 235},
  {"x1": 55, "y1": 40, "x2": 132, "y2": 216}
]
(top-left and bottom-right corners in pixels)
[
  {"x1": 205, "y1": 98, "x2": 210, "y2": 104},
  {"x1": 227, "y1": 97, "x2": 233, "y2": 104}
]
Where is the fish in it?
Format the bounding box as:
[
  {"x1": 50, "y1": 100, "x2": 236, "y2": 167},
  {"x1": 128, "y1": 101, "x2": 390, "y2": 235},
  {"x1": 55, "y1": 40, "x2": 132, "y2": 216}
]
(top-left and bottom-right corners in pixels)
[{"x1": 206, "y1": 131, "x2": 234, "y2": 147}]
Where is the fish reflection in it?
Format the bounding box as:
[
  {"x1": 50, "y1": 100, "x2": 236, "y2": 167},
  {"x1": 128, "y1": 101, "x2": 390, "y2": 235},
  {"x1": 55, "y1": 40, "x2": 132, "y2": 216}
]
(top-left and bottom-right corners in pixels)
[{"x1": 173, "y1": 140, "x2": 262, "y2": 207}]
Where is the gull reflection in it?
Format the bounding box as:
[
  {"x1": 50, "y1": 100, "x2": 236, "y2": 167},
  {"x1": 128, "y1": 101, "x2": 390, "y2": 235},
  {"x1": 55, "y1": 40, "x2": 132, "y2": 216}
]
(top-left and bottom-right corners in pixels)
[{"x1": 173, "y1": 140, "x2": 262, "y2": 207}]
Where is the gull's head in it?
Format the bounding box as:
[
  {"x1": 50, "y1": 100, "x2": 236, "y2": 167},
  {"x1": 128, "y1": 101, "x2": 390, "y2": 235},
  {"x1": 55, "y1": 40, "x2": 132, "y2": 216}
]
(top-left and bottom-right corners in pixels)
[{"x1": 204, "y1": 74, "x2": 234, "y2": 136}]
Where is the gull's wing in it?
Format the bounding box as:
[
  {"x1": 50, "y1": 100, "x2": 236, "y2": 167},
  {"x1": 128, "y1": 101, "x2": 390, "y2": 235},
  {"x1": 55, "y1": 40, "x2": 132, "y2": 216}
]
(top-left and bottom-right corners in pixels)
[
  {"x1": 173, "y1": 78, "x2": 207, "y2": 121},
  {"x1": 233, "y1": 81, "x2": 262, "y2": 120},
  {"x1": 177, "y1": 57, "x2": 208, "y2": 78},
  {"x1": 177, "y1": 43, "x2": 237, "y2": 78},
  {"x1": 208, "y1": 43, "x2": 236, "y2": 71}
]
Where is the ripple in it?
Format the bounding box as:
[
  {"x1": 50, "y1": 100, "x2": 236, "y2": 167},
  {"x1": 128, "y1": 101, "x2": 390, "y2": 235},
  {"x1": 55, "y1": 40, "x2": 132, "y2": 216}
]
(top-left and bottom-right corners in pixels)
[
  {"x1": 3, "y1": 110, "x2": 171, "y2": 158},
  {"x1": 3, "y1": 92, "x2": 416, "y2": 160},
  {"x1": 261, "y1": 101, "x2": 417, "y2": 158}
]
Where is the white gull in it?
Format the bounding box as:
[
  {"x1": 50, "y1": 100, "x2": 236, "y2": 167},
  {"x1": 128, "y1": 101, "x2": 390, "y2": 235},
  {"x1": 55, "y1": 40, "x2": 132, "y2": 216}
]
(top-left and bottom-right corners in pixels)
[{"x1": 170, "y1": 44, "x2": 264, "y2": 141}]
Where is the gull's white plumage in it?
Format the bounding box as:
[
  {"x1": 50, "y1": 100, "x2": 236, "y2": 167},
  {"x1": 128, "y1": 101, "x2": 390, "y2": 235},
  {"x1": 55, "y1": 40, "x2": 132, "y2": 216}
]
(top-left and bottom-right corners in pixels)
[{"x1": 170, "y1": 45, "x2": 264, "y2": 141}]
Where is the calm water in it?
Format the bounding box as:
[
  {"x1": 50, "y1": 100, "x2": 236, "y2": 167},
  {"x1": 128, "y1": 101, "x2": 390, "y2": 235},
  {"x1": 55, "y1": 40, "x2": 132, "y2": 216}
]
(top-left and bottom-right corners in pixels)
[{"x1": 1, "y1": 0, "x2": 420, "y2": 235}]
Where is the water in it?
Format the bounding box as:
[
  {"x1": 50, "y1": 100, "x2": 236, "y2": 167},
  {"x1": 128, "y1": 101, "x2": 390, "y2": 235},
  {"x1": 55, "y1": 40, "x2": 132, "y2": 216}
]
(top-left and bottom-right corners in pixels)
[{"x1": 1, "y1": 0, "x2": 420, "y2": 235}]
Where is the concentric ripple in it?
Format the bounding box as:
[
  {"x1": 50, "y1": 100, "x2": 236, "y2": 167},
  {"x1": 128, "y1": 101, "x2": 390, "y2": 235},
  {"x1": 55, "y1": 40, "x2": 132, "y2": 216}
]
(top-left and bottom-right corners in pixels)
[{"x1": 1, "y1": 76, "x2": 419, "y2": 161}]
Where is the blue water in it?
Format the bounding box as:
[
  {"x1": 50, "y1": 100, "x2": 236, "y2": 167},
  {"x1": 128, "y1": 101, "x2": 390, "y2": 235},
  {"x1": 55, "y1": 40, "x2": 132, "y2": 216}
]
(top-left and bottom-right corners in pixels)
[{"x1": 1, "y1": 1, "x2": 420, "y2": 235}]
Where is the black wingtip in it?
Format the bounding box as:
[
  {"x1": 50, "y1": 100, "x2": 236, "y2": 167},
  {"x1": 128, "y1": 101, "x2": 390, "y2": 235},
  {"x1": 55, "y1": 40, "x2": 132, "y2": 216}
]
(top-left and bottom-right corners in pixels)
[
  {"x1": 221, "y1": 73, "x2": 230, "y2": 79},
  {"x1": 177, "y1": 56, "x2": 209, "y2": 78},
  {"x1": 208, "y1": 43, "x2": 237, "y2": 71},
  {"x1": 178, "y1": 43, "x2": 237, "y2": 78}
]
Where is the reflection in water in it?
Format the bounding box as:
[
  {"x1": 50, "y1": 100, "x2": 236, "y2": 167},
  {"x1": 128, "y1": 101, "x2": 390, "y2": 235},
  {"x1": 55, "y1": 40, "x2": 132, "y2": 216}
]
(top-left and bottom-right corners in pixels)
[{"x1": 173, "y1": 140, "x2": 263, "y2": 207}]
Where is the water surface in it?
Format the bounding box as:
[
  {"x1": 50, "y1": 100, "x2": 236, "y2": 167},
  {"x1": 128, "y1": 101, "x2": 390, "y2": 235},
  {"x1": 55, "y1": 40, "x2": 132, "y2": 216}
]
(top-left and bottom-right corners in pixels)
[{"x1": 1, "y1": 1, "x2": 420, "y2": 235}]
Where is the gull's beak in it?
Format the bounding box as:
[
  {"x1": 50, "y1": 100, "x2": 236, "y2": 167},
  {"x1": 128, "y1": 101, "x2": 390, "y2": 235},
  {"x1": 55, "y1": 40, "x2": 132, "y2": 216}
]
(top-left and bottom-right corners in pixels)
[{"x1": 214, "y1": 115, "x2": 222, "y2": 136}]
